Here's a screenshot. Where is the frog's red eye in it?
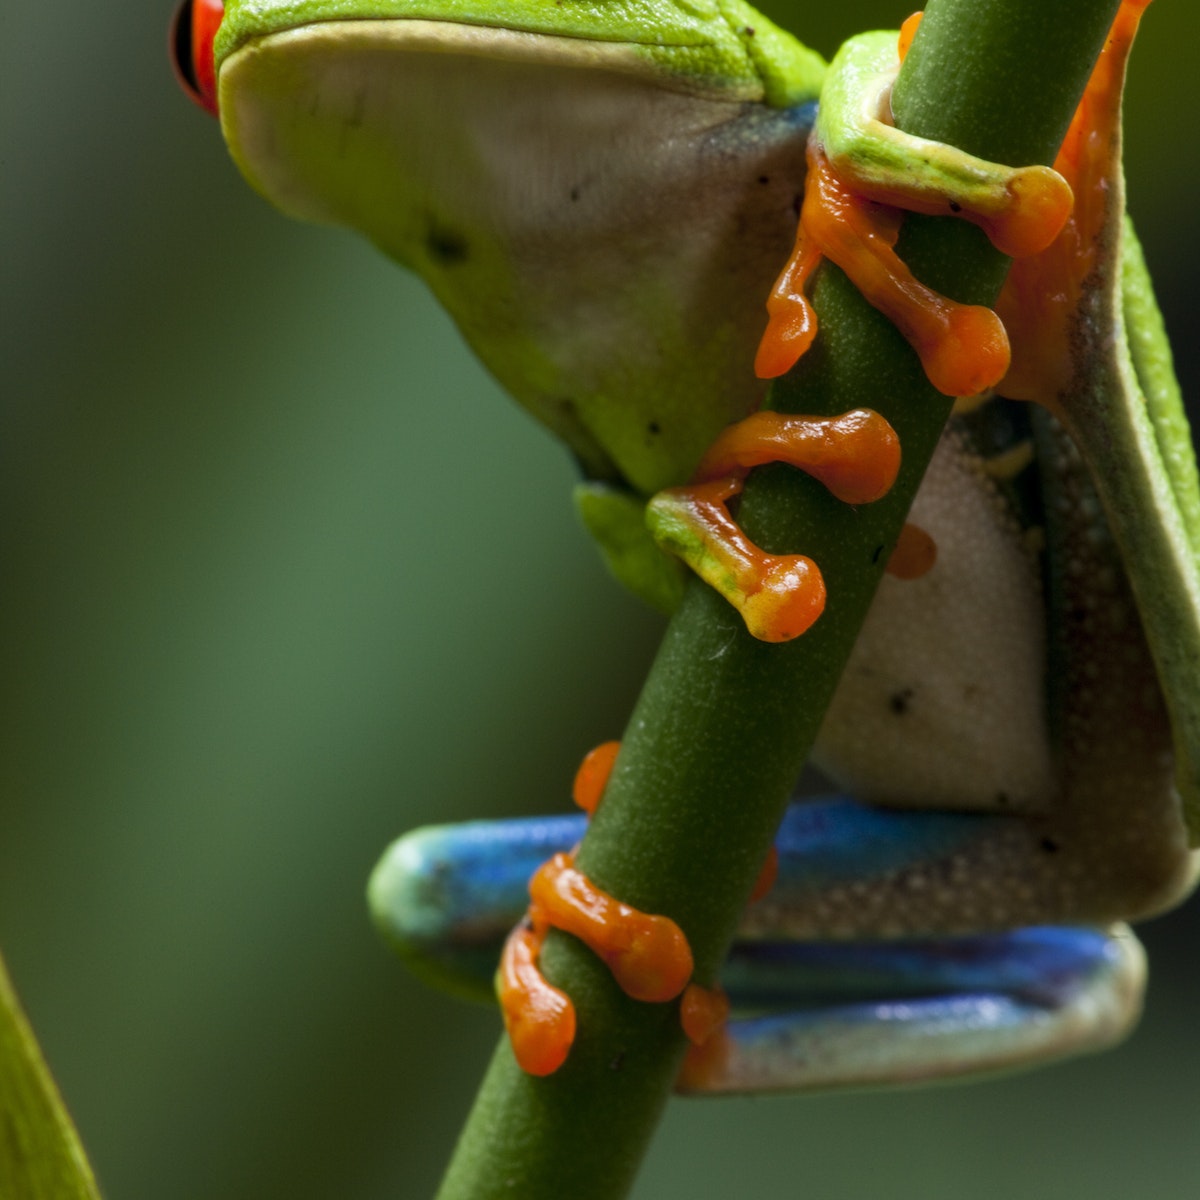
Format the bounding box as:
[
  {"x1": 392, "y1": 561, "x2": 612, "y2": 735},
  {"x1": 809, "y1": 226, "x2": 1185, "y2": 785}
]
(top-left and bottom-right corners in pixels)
[{"x1": 170, "y1": 0, "x2": 224, "y2": 116}]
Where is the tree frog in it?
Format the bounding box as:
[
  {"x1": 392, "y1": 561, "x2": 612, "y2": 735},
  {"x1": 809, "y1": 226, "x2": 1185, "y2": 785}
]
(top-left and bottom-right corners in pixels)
[{"x1": 176, "y1": 0, "x2": 1200, "y2": 1090}]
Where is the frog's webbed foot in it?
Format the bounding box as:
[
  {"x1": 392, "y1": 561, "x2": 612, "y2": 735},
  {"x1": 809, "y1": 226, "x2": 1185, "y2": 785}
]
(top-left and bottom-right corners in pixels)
[
  {"x1": 757, "y1": 24, "x2": 1072, "y2": 396},
  {"x1": 646, "y1": 408, "x2": 901, "y2": 642}
]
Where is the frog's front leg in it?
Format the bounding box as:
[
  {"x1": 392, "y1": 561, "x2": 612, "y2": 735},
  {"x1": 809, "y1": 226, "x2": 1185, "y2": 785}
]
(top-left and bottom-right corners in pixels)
[
  {"x1": 646, "y1": 408, "x2": 901, "y2": 642},
  {"x1": 637, "y1": 20, "x2": 1078, "y2": 646},
  {"x1": 755, "y1": 23, "x2": 1074, "y2": 396}
]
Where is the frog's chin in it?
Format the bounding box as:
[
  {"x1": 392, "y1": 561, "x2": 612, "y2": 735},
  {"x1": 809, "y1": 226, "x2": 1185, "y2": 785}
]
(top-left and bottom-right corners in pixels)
[{"x1": 218, "y1": 19, "x2": 815, "y2": 493}]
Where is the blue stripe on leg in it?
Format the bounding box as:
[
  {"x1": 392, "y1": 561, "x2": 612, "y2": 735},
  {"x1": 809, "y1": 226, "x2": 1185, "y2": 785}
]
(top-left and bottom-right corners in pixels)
[
  {"x1": 368, "y1": 814, "x2": 585, "y2": 999},
  {"x1": 681, "y1": 925, "x2": 1145, "y2": 1094},
  {"x1": 368, "y1": 797, "x2": 1020, "y2": 998},
  {"x1": 721, "y1": 925, "x2": 1124, "y2": 1007}
]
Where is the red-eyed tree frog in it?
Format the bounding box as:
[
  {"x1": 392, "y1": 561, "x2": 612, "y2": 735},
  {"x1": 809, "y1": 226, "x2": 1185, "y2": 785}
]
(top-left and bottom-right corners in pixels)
[{"x1": 175, "y1": 0, "x2": 1200, "y2": 1090}]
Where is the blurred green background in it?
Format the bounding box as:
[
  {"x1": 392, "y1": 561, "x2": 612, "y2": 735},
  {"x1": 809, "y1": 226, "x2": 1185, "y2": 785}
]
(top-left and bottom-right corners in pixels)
[{"x1": 2, "y1": 2, "x2": 1197, "y2": 1197}]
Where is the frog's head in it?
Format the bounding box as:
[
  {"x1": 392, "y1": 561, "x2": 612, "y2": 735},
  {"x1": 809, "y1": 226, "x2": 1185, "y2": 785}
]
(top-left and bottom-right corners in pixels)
[
  {"x1": 166, "y1": 0, "x2": 822, "y2": 495},
  {"x1": 170, "y1": 0, "x2": 224, "y2": 116}
]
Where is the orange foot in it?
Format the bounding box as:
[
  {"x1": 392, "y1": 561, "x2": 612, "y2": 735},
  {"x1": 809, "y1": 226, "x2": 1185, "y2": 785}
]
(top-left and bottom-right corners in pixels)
[
  {"x1": 757, "y1": 13, "x2": 1076, "y2": 398},
  {"x1": 648, "y1": 408, "x2": 901, "y2": 642},
  {"x1": 498, "y1": 742, "x2": 775, "y2": 1075}
]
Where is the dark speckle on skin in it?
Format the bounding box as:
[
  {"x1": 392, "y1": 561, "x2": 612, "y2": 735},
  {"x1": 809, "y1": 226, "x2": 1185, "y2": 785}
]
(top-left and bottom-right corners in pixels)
[
  {"x1": 995, "y1": 791, "x2": 1011, "y2": 806},
  {"x1": 570, "y1": 185, "x2": 582, "y2": 202},
  {"x1": 949, "y1": 200, "x2": 962, "y2": 213},
  {"x1": 426, "y1": 222, "x2": 469, "y2": 265},
  {"x1": 647, "y1": 420, "x2": 662, "y2": 436},
  {"x1": 609, "y1": 1052, "x2": 626, "y2": 1072},
  {"x1": 758, "y1": 175, "x2": 770, "y2": 185},
  {"x1": 889, "y1": 687, "x2": 914, "y2": 716},
  {"x1": 1040, "y1": 837, "x2": 1061, "y2": 854},
  {"x1": 744, "y1": 26, "x2": 756, "y2": 37},
  {"x1": 871, "y1": 543, "x2": 884, "y2": 564}
]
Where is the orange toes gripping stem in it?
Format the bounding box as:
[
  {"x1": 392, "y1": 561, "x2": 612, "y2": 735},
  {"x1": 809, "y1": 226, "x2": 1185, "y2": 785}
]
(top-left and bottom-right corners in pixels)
[
  {"x1": 650, "y1": 474, "x2": 827, "y2": 643},
  {"x1": 997, "y1": 0, "x2": 1151, "y2": 408},
  {"x1": 755, "y1": 235, "x2": 821, "y2": 379},
  {"x1": 749, "y1": 844, "x2": 780, "y2": 903},
  {"x1": 497, "y1": 852, "x2": 697, "y2": 1075},
  {"x1": 693, "y1": 408, "x2": 901, "y2": 506},
  {"x1": 759, "y1": 142, "x2": 1012, "y2": 397},
  {"x1": 572, "y1": 740, "x2": 620, "y2": 815},
  {"x1": 500, "y1": 733, "x2": 719, "y2": 1077},
  {"x1": 529, "y1": 854, "x2": 694, "y2": 1004},
  {"x1": 755, "y1": 11, "x2": 1086, "y2": 398},
  {"x1": 648, "y1": 408, "x2": 901, "y2": 643},
  {"x1": 498, "y1": 921, "x2": 576, "y2": 1076},
  {"x1": 498, "y1": 737, "x2": 703, "y2": 1077},
  {"x1": 679, "y1": 983, "x2": 731, "y2": 1047},
  {"x1": 677, "y1": 985, "x2": 733, "y2": 1092}
]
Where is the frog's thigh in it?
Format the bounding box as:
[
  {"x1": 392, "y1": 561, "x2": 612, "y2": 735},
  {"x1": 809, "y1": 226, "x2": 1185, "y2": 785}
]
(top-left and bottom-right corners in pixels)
[
  {"x1": 814, "y1": 427, "x2": 1055, "y2": 815},
  {"x1": 679, "y1": 925, "x2": 1145, "y2": 1095},
  {"x1": 810, "y1": 420, "x2": 1197, "y2": 929}
]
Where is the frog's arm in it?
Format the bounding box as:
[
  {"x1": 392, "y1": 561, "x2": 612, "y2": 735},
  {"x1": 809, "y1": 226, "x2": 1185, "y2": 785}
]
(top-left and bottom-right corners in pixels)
[
  {"x1": 815, "y1": 24, "x2": 1072, "y2": 258},
  {"x1": 755, "y1": 23, "x2": 1071, "y2": 393}
]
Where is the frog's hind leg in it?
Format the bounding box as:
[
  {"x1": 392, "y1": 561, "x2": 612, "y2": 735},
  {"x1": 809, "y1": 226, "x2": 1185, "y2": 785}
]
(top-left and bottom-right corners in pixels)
[
  {"x1": 679, "y1": 924, "x2": 1144, "y2": 1094},
  {"x1": 368, "y1": 812, "x2": 587, "y2": 1001},
  {"x1": 369, "y1": 801, "x2": 1148, "y2": 1094}
]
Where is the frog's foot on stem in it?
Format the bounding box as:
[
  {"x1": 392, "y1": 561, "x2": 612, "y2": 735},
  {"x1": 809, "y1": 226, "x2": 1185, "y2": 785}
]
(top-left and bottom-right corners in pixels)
[
  {"x1": 646, "y1": 408, "x2": 900, "y2": 642},
  {"x1": 757, "y1": 21, "x2": 1074, "y2": 395},
  {"x1": 996, "y1": 0, "x2": 1152, "y2": 409},
  {"x1": 498, "y1": 741, "x2": 693, "y2": 1075},
  {"x1": 497, "y1": 854, "x2": 695, "y2": 1075},
  {"x1": 496, "y1": 740, "x2": 771, "y2": 1075}
]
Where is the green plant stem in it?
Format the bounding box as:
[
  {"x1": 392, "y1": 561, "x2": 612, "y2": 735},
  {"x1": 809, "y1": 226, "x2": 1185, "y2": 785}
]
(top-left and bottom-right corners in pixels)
[
  {"x1": 435, "y1": 2, "x2": 1121, "y2": 1197},
  {"x1": 0, "y1": 951, "x2": 102, "y2": 1199}
]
